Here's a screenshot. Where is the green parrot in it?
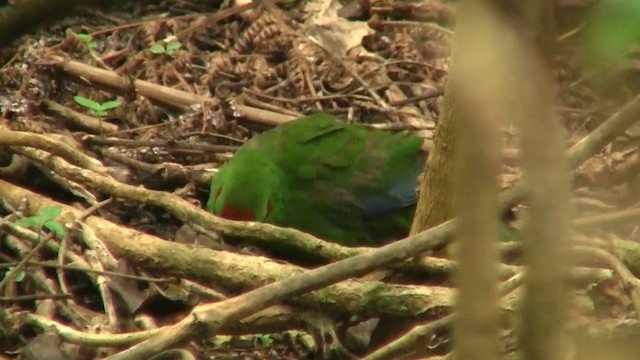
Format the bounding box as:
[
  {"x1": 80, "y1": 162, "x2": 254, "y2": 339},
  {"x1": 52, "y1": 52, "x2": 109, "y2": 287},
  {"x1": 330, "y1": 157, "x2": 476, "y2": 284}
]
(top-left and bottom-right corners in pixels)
[{"x1": 206, "y1": 113, "x2": 426, "y2": 245}]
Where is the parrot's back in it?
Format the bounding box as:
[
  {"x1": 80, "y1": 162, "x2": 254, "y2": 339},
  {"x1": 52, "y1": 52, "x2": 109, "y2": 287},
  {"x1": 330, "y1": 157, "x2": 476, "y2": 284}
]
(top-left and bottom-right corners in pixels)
[{"x1": 239, "y1": 113, "x2": 426, "y2": 245}]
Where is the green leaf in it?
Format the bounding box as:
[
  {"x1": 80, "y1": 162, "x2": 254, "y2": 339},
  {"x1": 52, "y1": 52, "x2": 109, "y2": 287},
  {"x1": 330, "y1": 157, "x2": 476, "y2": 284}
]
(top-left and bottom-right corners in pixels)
[
  {"x1": 100, "y1": 100, "x2": 120, "y2": 111},
  {"x1": 44, "y1": 220, "x2": 65, "y2": 238},
  {"x1": 37, "y1": 205, "x2": 62, "y2": 223},
  {"x1": 149, "y1": 44, "x2": 165, "y2": 54},
  {"x1": 257, "y1": 334, "x2": 273, "y2": 346},
  {"x1": 14, "y1": 269, "x2": 25, "y2": 282},
  {"x1": 165, "y1": 41, "x2": 181, "y2": 55},
  {"x1": 6, "y1": 267, "x2": 25, "y2": 282},
  {"x1": 94, "y1": 110, "x2": 108, "y2": 117},
  {"x1": 212, "y1": 335, "x2": 232, "y2": 347},
  {"x1": 14, "y1": 216, "x2": 40, "y2": 228},
  {"x1": 74, "y1": 96, "x2": 102, "y2": 111},
  {"x1": 76, "y1": 33, "x2": 92, "y2": 42}
]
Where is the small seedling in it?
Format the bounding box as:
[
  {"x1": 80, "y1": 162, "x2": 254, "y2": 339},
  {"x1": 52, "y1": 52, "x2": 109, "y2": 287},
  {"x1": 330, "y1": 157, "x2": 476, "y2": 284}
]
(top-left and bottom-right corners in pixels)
[
  {"x1": 74, "y1": 96, "x2": 120, "y2": 117},
  {"x1": 15, "y1": 205, "x2": 65, "y2": 238},
  {"x1": 149, "y1": 41, "x2": 182, "y2": 56},
  {"x1": 256, "y1": 334, "x2": 273, "y2": 347},
  {"x1": 5, "y1": 205, "x2": 64, "y2": 286},
  {"x1": 76, "y1": 33, "x2": 98, "y2": 49},
  {"x1": 4, "y1": 267, "x2": 25, "y2": 282}
]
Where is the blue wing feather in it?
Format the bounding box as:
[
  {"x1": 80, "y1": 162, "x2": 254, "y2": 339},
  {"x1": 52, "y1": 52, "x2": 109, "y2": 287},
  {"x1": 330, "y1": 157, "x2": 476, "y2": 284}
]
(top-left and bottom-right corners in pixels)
[{"x1": 359, "y1": 160, "x2": 423, "y2": 219}]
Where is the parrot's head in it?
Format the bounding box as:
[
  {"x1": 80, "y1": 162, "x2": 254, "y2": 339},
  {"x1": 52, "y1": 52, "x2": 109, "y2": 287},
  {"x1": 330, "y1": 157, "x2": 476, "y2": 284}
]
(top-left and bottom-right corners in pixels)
[{"x1": 207, "y1": 152, "x2": 281, "y2": 222}]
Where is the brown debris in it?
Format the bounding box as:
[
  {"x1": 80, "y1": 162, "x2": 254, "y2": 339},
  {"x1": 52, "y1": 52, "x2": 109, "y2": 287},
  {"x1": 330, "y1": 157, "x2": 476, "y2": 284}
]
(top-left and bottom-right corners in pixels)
[{"x1": 0, "y1": 0, "x2": 639, "y2": 359}]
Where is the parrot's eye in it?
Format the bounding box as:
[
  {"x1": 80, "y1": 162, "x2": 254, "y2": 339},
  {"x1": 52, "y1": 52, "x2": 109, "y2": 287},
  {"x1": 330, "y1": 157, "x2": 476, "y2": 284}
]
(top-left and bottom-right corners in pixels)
[{"x1": 265, "y1": 200, "x2": 273, "y2": 218}]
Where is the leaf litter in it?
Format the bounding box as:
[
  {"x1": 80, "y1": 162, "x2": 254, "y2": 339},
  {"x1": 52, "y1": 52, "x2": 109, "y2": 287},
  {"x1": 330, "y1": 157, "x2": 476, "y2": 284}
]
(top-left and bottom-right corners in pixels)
[{"x1": 0, "y1": 0, "x2": 639, "y2": 358}]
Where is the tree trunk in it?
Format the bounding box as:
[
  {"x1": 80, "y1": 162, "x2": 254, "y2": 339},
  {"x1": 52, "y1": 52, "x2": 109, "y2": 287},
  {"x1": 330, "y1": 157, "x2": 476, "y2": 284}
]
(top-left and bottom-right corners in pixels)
[
  {"x1": 410, "y1": 0, "x2": 556, "y2": 236},
  {"x1": 410, "y1": 85, "x2": 457, "y2": 234}
]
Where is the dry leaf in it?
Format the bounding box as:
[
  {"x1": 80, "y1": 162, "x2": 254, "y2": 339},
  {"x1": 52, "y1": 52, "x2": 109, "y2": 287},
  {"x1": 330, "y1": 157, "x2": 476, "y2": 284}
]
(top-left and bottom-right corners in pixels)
[{"x1": 304, "y1": 0, "x2": 371, "y2": 55}]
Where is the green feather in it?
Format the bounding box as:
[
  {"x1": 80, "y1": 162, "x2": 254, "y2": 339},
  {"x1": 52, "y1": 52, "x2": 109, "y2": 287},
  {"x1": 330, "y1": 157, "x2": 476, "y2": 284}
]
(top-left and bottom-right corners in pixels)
[{"x1": 207, "y1": 113, "x2": 426, "y2": 245}]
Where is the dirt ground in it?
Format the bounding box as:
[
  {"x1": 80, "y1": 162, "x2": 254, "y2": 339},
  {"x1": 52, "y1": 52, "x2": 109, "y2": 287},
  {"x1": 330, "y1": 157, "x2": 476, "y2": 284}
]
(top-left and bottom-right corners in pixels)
[{"x1": 1, "y1": 0, "x2": 640, "y2": 359}]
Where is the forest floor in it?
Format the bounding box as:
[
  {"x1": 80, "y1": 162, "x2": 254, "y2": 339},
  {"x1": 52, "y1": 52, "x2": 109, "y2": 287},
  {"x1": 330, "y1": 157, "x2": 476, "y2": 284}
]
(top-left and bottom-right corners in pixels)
[{"x1": 1, "y1": 0, "x2": 640, "y2": 359}]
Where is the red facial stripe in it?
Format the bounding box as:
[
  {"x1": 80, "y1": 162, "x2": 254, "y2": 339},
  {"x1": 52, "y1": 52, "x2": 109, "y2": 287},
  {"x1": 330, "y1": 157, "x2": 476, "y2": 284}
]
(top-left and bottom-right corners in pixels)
[{"x1": 220, "y1": 205, "x2": 256, "y2": 221}]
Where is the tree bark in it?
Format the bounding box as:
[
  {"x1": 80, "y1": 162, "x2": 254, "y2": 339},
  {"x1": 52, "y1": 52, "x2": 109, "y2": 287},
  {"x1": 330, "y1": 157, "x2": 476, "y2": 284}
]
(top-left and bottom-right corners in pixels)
[
  {"x1": 410, "y1": 85, "x2": 457, "y2": 234},
  {"x1": 410, "y1": 0, "x2": 556, "y2": 236}
]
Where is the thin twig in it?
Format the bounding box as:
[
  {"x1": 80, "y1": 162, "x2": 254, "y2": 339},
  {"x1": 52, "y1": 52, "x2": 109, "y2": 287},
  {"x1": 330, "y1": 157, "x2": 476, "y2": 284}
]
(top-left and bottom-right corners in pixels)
[{"x1": 572, "y1": 245, "x2": 640, "y2": 319}]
